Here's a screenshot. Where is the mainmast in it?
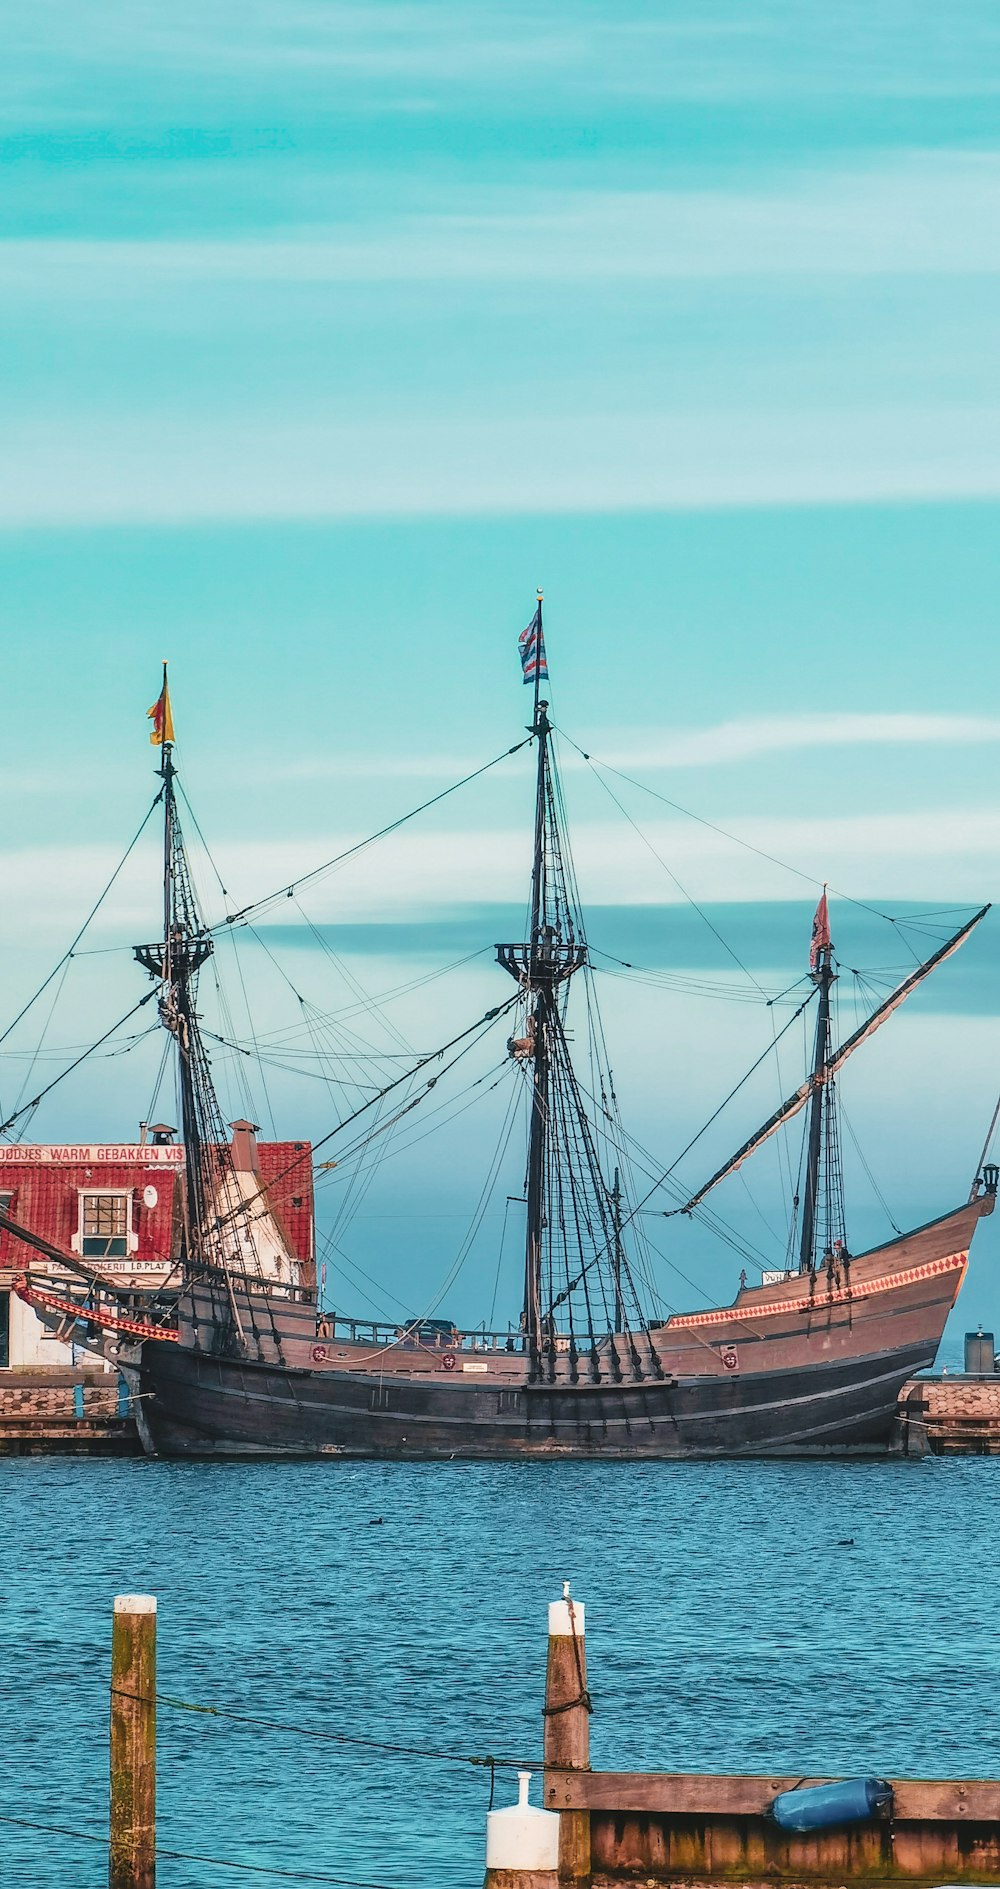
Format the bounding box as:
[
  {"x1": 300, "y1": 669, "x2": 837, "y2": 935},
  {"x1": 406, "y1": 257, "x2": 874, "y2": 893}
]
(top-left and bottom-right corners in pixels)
[
  {"x1": 523, "y1": 675, "x2": 552, "y2": 1370},
  {"x1": 611, "y1": 1166, "x2": 625, "y2": 1334},
  {"x1": 497, "y1": 597, "x2": 585, "y2": 1377}
]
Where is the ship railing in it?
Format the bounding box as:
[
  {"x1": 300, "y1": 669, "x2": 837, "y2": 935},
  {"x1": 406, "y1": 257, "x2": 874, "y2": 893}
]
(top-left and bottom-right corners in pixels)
[
  {"x1": 318, "y1": 1317, "x2": 633, "y2": 1351},
  {"x1": 319, "y1": 1316, "x2": 531, "y2": 1353}
]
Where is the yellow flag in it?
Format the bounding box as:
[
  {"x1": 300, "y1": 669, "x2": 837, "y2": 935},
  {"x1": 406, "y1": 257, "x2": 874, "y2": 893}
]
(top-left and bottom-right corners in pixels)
[{"x1": 147, "y1": 677, "x2": 175, "y2": 746}]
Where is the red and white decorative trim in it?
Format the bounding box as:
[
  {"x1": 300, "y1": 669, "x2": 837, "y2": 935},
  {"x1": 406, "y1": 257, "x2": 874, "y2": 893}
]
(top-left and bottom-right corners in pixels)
[
  {"x1": 14, "y1": 1275, "x2": 180, "y2": 1343},
  {"x1": 668, "y1": 1250, "x2": 968, "y2": 1330}
]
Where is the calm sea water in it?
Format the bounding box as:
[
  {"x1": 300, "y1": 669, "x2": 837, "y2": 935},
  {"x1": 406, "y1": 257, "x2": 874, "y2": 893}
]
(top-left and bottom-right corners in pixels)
[{"x1": 2, "y1": 1456, "x2": 999, "y2": 1888}]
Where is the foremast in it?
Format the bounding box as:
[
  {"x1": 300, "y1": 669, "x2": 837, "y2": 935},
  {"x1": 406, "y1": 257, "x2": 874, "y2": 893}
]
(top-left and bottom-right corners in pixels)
[
  {"x1": 132, "y1": 672, "x2": 284, "y2": 1333},
  {"x1": 132, "y1": 671, "x2": 297, "y2": 1357},
  {"x1": 134, "y1": 667, "x2": 215, "y2": 1262}
]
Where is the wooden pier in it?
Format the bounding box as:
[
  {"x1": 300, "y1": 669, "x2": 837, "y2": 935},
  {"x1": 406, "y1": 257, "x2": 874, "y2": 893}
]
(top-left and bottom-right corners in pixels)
[
  {"x1": 546, "y1": 1768, "x2": 1000, "y2": 1886},
  {"x1": 486, "y1": 1591, "x2": 1000, "y2": 1889}
]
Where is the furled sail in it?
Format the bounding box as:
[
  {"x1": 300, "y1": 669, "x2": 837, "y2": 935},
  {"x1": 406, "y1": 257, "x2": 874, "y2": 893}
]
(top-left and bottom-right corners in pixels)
[{"x1": 678, "y1": 904, "x2": 989, "y2": 1216}]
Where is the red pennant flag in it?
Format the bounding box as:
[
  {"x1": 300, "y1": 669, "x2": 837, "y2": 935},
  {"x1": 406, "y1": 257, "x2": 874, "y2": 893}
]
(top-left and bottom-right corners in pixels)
[{"x1": 809, "y1": 887, "x2": 831, "y2": 971}]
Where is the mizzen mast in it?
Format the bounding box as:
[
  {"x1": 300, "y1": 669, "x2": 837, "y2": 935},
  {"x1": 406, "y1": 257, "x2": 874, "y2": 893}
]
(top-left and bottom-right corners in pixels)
[
  {"x1": 678, "y1": 903, "x2": 989, "y2": 1221},
  {"x1": 799, "y1": 886, "x2": 846, "y2": 1273}
]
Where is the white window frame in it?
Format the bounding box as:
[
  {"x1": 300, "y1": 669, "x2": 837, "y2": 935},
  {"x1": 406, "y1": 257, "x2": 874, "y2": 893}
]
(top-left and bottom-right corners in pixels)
[{"x1": 72, "y1": 1188, "x2": 138, "y2": 1260}]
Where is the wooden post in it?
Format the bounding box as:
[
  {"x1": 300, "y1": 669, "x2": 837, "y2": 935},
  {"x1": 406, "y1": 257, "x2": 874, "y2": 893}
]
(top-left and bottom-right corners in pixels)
[
  {"x1": 110, "y1": 1593, "x2": 157, "y2": 1889},
  {"x1": 544, "y1": 1585, "x2": 591, "y2": 1885}
]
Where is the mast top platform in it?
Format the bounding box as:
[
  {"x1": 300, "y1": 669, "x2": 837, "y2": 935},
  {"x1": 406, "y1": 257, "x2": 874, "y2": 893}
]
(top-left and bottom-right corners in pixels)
[
  {"x1": 134, "y1": 933, "x2": 214, "y2": 981},
  {"x1": 496, "y1": 931, "x2": 587, "y2": 990}
]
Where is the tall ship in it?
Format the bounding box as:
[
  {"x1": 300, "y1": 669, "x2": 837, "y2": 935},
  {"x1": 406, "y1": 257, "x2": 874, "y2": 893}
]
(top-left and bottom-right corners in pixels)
[{"x1": 2, "y1": 621, "x2": 995, "y2": 1457}]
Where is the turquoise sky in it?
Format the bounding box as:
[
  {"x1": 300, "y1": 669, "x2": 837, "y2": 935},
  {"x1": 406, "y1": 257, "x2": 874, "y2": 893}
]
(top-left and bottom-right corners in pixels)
[{"x1": 4, "y1": 2, "x2": 1000, "y2": 1347}]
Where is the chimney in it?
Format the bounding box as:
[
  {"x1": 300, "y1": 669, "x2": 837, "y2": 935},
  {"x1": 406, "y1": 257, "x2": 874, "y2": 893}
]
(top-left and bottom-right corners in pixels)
[
  {"x1": 148, "y1": 1123, "x2": 177, "y2": 1146},
  {"x1": 230, "y1": 1120, "x2": 261, "y2": 1174}
]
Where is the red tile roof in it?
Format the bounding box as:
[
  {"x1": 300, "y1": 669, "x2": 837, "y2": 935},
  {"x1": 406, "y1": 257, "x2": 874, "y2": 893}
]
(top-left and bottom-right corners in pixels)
[{"x1": 0, "y1": 1142, "x2": 314, "y2": 1285}]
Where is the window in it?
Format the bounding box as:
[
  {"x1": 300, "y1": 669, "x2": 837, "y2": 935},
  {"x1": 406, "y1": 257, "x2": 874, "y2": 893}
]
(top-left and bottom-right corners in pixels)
[
  {"x1": 0, "y1": 1290, "x2": 8, "y2": 1368},
  {"x1": 80, "y1": 1193, "x2": 130, "y2": 1259}
]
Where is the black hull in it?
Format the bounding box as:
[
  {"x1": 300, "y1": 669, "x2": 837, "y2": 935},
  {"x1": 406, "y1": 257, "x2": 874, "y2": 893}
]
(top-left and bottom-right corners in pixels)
[{"x1": 134, "y1": 1336, "x2": 936, "y2": 1460}]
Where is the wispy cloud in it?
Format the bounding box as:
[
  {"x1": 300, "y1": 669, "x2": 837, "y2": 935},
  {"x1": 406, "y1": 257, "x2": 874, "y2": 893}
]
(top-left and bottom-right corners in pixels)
[
  {"x1": 9, "y1": 712, "x2": 987, "y2": 806},
  {"x1": 3, "y1": 402, "x2": 999, "y2": 526},
  {"x1": 595, "y1": 713, "x2": 1000, "y2": 768},
  {"x1": 2, "y1": 806, "x2": 997, "y2": 946},
  {"x1": 6, "y1": 2, "x2": 999, "y2": 121},
  {"x1": 230, "y1": 809, "x2": 1000, "y2": 916},
  {"x1": 4, "y1": 154, "x2": 1000, "y2": 288},
  {"x1": 253, "y1": 714, "x2": 1000, "y2": 785},
  {"x1": 4, "y1": 2, "x2": 584, "y2": 105}
]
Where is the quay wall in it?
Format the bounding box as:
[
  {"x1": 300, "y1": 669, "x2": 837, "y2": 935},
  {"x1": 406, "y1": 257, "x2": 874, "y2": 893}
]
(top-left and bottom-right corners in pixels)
[
  {"x1": 904, "y1": 1373, "x2": 1000, "y2": 1455},
  {"x1": 0, "y1": 1368, "x2": 138, "y2": 1455}
]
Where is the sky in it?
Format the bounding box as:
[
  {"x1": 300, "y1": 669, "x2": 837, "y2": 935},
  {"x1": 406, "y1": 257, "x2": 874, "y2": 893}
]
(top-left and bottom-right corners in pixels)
[{"x1": 3, "y1": 1, "x2": 1000, "y2": 1352}]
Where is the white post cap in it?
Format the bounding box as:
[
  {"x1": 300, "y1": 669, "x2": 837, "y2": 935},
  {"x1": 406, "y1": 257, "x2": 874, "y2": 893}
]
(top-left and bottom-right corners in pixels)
[
  {"x1": 114, "y1": 1594, "x2": 157, "y2": 1614},
  {"x1": 485, "y1": 1770, "x2": 560, "y2": 1870},
  {"x1": 548, "y1": 1595, "x2": 584, "y2": 1637}
]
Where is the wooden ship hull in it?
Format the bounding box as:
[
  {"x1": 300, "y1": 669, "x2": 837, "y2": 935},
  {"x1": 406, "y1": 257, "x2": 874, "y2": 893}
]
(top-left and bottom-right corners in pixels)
[{"x1": 126, "y1": 1198, "x2": 989, "y2": 1459}]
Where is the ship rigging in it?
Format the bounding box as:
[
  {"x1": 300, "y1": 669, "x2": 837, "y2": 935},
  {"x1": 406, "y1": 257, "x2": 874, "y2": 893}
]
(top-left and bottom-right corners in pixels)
[{"x1": 0, "y1": 609, "x2": 996, "y2": 1457}]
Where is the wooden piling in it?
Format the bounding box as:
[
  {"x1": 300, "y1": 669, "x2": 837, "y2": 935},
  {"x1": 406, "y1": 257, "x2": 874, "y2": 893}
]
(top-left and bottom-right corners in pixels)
[
  {"x1": 109, "y1": 1593, "x2": 156, "y2": 1889},
  {"x1": 544, "y1": 1585, "x2": 591, "y2": 1884}
]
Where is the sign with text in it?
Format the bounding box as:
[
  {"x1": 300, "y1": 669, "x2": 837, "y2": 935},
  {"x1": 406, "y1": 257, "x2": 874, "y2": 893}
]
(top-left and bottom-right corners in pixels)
[{"x1": 0, "y1": 1144, "x2": 184, "y2": 1165}]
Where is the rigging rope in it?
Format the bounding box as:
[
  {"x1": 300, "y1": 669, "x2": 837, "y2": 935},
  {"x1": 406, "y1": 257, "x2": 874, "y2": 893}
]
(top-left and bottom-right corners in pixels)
[
  {"x1": 216, "y1": 739, "x2": 534, "y2": 931},
  {"x1": 169, "y1": 992, "x2": 521, "y2": 1259},
  {"x1": 558, "y1": 731, "x2": 910, "y2": 927},
  {"x1": 654, "y1": 991, "x2": 817, "y2": 1213},
  {"x1": 533, "y1": 989, "x2": 816, "y2": 1311},
  {"x1": 581, "y1": 760, "x2": 767, "y2": 996},
  {"x1": 839, "y1": 1099, "x2": 902, "y2": 1235},
  {"x1": 972, "y1": 1090, "x2": 1000, "y2": 1194},
  {"x1": 113, "y1": 1684, "x2": 544, "y2": 1772},
  {"x1": 6, "y1": 954, "x2": 74, "y2": 1133},
  {"x1": 0, "y1": 1813, "x2": 412, "y2": 1889},
  {"x1": 0, "y1": 788, "x2": 163, "y2": 1055},
  {"x1": 0, "y1": 988, "x2": 161, "y2": 1139}
]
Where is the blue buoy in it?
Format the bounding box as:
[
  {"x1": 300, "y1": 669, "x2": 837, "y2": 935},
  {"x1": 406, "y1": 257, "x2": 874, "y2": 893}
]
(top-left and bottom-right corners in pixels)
[{"x1": 770, "y1": 1777, "x2": 892, "y2": 1832}]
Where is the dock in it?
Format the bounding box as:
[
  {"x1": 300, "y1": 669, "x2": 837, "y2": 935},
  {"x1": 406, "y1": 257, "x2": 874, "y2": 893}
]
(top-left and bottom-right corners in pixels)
[
  {"x1": 485, "y1": 1589, "x2": 1000, "y2": 1888},
  {"x1": 0, "y1": 1368, "x2": 140, "y2": 1455}
]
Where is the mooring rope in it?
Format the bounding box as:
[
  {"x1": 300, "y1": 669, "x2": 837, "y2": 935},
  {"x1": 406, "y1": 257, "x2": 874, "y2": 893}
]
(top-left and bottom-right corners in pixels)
[
  {"x1": 110, "y1": 1685, "x2": 545, "y2": 1773},
  {"x1": 0, "y1": 1811, "x2": 412, "y2": 1887}
]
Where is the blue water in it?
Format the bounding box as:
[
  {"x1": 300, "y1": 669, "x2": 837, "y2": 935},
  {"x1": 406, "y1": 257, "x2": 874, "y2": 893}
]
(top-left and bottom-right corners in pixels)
[{"x1": 2, "y1": 1457, "x2": 999, "y2": 1888}]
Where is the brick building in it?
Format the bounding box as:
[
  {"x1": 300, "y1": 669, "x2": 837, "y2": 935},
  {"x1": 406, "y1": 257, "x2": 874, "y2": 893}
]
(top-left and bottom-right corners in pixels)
[{"x1": 0, "y1": 1121, "x2": 314, "y2": 1370}]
